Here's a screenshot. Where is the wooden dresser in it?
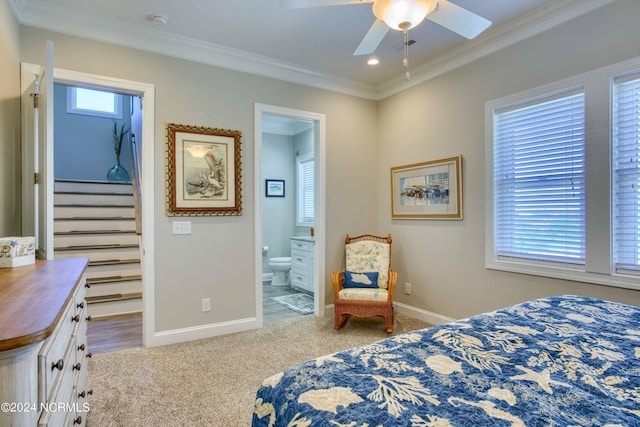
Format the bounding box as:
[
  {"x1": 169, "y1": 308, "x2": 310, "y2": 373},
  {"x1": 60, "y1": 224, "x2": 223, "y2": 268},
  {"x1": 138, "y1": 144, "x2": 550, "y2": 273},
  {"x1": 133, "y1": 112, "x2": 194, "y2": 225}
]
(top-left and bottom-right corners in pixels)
[{"x1": 0, "y1": 258, "x2": 92, "y2": 426}]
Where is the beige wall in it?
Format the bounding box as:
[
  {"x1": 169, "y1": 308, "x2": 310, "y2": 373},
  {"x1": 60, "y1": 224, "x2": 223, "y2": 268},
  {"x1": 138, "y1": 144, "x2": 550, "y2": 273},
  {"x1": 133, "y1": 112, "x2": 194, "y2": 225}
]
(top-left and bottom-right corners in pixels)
[
  {"x1": 377, "y1": 0, "x2": 640, "y2": 319},
  {"x1": 0, "y1": 2, "x2": 21, "y2": 236},
  {"x1": 19, "y1": 28, "x2": 378, "y2": 332},
  {"x1": 10, "y1": 0, "x2": 640, "y2": 336}
]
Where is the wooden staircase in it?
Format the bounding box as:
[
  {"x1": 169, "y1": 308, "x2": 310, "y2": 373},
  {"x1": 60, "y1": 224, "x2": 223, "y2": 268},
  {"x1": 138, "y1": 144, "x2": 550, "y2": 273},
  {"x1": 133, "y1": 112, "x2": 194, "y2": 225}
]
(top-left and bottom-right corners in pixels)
[{"x1": 53, "y1": 180, "x2": 142, "y2": 318}]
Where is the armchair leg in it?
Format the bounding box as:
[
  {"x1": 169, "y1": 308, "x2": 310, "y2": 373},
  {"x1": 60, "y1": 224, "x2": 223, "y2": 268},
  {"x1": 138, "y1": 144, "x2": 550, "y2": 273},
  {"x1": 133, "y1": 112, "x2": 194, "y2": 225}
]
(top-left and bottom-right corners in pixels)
[{"x1": 334, "y1": 313, "x2": 349, "y2": 330}]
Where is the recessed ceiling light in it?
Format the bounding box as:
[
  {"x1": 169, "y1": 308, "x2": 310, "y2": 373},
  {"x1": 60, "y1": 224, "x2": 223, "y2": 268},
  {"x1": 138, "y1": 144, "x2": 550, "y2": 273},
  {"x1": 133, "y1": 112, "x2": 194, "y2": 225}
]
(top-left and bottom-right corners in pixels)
[
  {"x1": 149, "y1": 14, "x2": 169, "y2": 25},
  {"x1": 367, "y1": 58, "x2": 380, "y2": 66}
]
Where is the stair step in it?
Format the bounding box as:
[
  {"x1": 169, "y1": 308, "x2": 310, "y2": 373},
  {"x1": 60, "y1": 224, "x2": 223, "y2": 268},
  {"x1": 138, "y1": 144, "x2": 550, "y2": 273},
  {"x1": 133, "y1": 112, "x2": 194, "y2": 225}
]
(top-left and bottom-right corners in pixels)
[
  {"x1": 55, "y1": 206, "x2": 135, "y2": 219},
  {"x1": 86, "y1": 292, "x2": 142, "y2": 303},
  {"x1": 86, "y1": 297, "x2": 142, "y2": 319},
  {"x1": 55, "y1": 180, "x2": 133, "y2": 194},
  {"x1": 55, "y1": 217, "x2": 135, "y2": 221},
  {"x1": 55, "y1": 203, "x2": 134, "y2": 208},
  {"x1": 54, "y1": 233, "x2": 139, "y2": 247},
  {"x1": 55, "y1": 243, "x2": 139, "y2": 251},
  {"x1": 55, "y1": 191, "x2": 134, "y2": 196},
  {"x1": 88, "y1": 259, "x2": 140, "y2": 266},
  {"x1": 55, "y1": 193, "x2": 134, "y2": 206},
  {"x1": 55, "y1": 246, "x2": 141, "y2": 262},
  {"x1": 55, "y1": 230, "x2": 136, "y2": 235},
  {"x1": 87, "y1": 275, "x2": 142, "y2": 285}
]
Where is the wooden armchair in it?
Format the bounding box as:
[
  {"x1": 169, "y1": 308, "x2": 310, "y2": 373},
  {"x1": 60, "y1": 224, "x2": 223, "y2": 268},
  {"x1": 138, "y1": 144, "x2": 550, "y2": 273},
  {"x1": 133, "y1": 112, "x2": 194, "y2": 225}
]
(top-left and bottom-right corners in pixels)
[{"x1": 332, "y1": 233, "x2": 397, "y2": 333}]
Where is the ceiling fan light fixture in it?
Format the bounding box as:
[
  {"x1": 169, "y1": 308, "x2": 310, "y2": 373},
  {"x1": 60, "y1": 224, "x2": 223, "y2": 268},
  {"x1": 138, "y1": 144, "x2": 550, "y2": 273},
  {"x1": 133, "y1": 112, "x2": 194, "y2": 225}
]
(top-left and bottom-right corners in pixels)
[{"x1": 372, "y1": 0, "x2": 437, "y2": 31}]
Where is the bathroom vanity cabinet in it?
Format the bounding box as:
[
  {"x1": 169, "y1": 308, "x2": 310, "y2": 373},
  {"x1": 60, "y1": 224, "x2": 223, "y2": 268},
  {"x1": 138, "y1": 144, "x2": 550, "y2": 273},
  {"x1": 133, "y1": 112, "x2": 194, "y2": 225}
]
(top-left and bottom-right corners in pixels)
[{"x1": 290, "y1": 237, "x2": 314, "y2": 294}]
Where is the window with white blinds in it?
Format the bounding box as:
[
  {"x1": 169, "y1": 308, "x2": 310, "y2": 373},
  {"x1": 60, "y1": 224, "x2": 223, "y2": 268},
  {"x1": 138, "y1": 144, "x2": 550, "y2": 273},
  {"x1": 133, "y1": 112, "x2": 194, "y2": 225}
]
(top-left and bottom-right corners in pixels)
[
  {"x1": 613, "y1": 74, "x2": 640, "y2": 275},
  {"x1": 493, "y1": 89, "x2": 586, "y2": 266},
  {"x1": 297, "y1": 153, "x2": 314, "y2": 226}
]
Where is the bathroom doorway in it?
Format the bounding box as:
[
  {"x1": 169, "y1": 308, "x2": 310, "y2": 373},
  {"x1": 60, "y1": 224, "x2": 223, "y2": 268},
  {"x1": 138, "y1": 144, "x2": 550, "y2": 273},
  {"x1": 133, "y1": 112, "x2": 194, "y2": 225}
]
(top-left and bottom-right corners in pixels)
[{"x1": 254, "y1": 104, "x2": 326, "y2": 326}]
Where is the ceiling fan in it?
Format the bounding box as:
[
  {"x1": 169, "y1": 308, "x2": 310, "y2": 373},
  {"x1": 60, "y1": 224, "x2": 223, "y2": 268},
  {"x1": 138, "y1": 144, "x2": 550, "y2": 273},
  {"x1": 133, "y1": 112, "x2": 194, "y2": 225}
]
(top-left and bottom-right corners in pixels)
[{"x1": 279, "y1": 0, "x2": 492, "y2": 57}]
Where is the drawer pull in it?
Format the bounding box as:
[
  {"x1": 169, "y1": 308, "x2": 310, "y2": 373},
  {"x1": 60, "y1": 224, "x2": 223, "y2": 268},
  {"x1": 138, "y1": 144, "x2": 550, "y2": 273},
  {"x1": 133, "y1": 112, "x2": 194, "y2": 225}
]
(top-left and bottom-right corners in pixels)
[
  {"x1": 86, "y1": 315, "x2": 92, "y2": 322},
  {"x1": 79, "y1": 389, "x2": 94, "y2": 398},
  {"x1": 73, "y1": 362, "x2": 82, "y2": 371},
  {"x1": 73, "y1": 415, "x2": 82, "y2": 425},
  {"x1": 85, "y1": 283, "x2": 90, "y2": 288},
  {"x1": 71, "y1": 314, "x2": 80, "y2": 322},
  {"x1": 77, "y1": 301, "x2": 85, "y2": 309},
  {"x1": 52, "y1": 359, "x2": 64, "y2": 371},
  {"x1": 86, "y1": 352, "x2": 93, "y2": 359},
  {"x1": 296, "y1": 257, "x2": 304, "y2": 262},
  {"x1": 78, "y1": 344, "x2": 85, "y2": 352}
]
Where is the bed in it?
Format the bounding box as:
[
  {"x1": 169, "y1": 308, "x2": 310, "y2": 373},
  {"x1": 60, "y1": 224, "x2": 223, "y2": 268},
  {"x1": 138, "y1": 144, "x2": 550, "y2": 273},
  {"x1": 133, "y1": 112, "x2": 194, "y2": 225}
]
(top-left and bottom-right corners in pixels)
[{"x1": 252, "y1": 295, "x2": 640, "y2": 426}]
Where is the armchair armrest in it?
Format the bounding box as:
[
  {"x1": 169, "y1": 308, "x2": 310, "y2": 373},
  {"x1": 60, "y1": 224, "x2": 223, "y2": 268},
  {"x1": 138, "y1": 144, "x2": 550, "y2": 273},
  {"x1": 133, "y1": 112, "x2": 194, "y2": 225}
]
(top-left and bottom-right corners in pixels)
[
  {"x1": 387, "y1": 269, "x2": 397, "y2": 301},
  {"x1": 331, "y1": 270, "x2": 345, "y2": 300}
]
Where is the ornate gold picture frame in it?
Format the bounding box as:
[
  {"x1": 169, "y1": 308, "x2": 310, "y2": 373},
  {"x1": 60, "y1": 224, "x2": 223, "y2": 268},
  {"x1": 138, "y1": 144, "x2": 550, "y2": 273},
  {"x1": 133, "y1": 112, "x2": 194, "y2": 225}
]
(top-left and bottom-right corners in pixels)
[{"x1": 166, "y1": 123, "x2": 242, "y2": 216}]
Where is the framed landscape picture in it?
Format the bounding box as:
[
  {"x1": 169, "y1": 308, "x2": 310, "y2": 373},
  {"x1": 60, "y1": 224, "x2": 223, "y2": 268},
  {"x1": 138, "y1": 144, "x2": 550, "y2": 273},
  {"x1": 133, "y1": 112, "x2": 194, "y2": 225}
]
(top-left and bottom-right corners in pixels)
[
  {"x1": 390, "y1": 155, "x2": 462, "y2": 220},
  {"x1": 166, "y1": 123, "x2": 243, "y2": 216},
  {"x1": 265, "y1": 179, "x2": 285, "y2": 197}
]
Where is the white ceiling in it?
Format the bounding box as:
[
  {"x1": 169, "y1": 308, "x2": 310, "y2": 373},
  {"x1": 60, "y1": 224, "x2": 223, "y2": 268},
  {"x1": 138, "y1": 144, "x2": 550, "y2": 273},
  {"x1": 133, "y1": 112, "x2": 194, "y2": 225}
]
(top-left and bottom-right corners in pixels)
[{"x1": 9, "y1": 0, "x2": 615, "y2": 99}]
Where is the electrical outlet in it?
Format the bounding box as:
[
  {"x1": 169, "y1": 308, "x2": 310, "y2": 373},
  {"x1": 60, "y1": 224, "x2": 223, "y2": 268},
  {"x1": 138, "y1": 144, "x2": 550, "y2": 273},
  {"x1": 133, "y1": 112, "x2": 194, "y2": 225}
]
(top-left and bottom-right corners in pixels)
[
  {"x1": 404, "y1": 282, "x2": 412, "y2": 295},
  {"x1": 172, "y1": 221, "x2": 191, "y2": 235},
  {"x1": 201, "y1": 298, "x2": 211, "y2": 312}
]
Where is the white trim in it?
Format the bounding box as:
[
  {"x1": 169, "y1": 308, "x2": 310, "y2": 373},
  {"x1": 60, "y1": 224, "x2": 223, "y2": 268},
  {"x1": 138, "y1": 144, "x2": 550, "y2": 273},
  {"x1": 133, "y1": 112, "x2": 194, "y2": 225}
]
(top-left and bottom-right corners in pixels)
[
  {"x1": 152, "y1": 318, "x2": 259, "y2": 347},
  {"x1": 485, "y1": 55, "x2": 640, "y2": 293},
  {"x1": 10, "y1": 0, "x2": 616, "y2": 100},
  {"x1": 254, "y1": 103, "x2": 327, "y2": 325}
]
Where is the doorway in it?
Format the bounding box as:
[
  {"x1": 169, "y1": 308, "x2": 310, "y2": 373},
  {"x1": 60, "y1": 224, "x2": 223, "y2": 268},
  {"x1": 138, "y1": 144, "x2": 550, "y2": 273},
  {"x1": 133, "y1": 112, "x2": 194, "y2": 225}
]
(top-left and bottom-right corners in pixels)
[
  {"x1": 20, "y1": 64, "x2": 156, "y2": 347},
  {"x1": 254, "y1": 103, "x2": 326, "y2": 327}
]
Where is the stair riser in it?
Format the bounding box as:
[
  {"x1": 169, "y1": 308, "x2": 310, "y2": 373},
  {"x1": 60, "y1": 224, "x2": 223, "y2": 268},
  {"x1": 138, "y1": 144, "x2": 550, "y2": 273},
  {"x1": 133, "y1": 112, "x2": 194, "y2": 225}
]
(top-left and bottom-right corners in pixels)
[
  {"x1": 54, "y1": 233, "x2": 138, "y2": 247},
  {"x1": 54, "y1": 219, "x2": 136, "y2": 233},
  {"x1": 55, "y1": 193, "x2": 134, "y2": 206},
  {"x1": 54, "y1": 206, "x2": 135, "y2": 218},
  {"x1": 55, "y1": 181, "x2": 133, "y2": 194},
  {"x1": 86, "y1": 280, "x2": 142, "y2": 299},
  {"x1": 87, "y1": 299, "x2": 142, "y2": 319},
  {"x1": 86, "y1": 263, "x2": 141, "y2": 278},
  {"x1": 54, "y1": 247, "x2": 141, "y2": 262}
]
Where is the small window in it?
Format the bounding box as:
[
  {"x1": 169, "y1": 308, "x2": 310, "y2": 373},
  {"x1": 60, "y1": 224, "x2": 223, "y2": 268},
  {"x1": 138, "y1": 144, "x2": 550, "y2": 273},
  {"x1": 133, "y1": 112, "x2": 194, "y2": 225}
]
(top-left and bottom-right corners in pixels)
[
  {"x1": 296, "y1": 153, "x2": 314, "y2": 227},
  {"x1": 67, "y1": 86, "x2": 122, "y2": 119}
]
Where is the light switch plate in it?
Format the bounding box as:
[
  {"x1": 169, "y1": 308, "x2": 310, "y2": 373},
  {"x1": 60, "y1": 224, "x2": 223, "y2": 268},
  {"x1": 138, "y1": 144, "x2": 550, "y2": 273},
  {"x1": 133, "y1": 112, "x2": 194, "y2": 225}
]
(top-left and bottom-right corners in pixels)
[{"x1": 172, "y1": 221, "x2": 191, "y2": 235}]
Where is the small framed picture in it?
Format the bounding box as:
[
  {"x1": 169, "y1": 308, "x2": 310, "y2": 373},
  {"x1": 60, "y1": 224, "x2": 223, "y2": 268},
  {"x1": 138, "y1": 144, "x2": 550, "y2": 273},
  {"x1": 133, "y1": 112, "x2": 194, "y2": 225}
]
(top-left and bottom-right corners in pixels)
[{"x1": 265, "y1": 179, "x2": 285, "y2": 197}]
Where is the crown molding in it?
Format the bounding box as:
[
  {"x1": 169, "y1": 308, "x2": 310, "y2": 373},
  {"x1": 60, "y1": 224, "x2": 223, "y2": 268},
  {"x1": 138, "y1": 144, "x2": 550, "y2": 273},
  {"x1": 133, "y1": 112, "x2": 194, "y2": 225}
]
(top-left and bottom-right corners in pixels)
[
  {"x1": 375, "y1": 0, "x2": 618, "y2": 99},
  {"x1": 11, "y1": 0, "x2": 617, "y2": 101}
]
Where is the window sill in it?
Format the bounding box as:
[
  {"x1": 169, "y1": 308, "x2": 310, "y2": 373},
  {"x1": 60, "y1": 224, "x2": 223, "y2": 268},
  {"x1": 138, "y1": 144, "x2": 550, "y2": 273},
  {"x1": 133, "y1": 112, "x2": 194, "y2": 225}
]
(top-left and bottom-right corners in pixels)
[{"x1": 486, "y1": 258, "x2": 640, "y2": 291}]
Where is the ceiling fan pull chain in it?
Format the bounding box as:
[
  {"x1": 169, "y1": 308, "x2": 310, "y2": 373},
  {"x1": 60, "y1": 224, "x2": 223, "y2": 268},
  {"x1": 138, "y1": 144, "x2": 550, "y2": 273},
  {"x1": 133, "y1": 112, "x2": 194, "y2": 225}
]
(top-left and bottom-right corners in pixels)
[{"x1": 403, "y1": 29, "x2": 410, "y2": 81}]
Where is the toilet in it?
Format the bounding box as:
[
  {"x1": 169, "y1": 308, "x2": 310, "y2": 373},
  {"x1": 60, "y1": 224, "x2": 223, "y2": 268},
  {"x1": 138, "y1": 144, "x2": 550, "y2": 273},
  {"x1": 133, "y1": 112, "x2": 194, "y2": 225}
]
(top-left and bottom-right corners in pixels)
[{"x1": 268, "y1": 257, "x2": 292, "y2": 286}]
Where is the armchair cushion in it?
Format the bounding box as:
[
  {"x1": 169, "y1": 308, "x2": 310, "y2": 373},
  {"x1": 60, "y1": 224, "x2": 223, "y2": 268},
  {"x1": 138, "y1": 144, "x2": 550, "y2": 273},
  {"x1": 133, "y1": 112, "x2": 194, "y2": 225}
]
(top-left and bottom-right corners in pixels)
[
  {"x1": 345, "y1": 240, "x2": 390, "y2": 289},
  {"x1": 338, "y1": 288, "x2": 388, "y2": 302},
  {"x1": 343, "y1": 270, "x2": 379, "y2": 288}
]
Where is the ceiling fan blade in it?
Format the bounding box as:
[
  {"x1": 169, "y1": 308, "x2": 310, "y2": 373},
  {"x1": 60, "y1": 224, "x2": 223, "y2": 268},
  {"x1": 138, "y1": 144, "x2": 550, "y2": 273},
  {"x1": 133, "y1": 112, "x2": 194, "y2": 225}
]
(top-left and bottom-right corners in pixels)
[
  {"x1": 353, "y1": 19, "x2": 389, "y2": 56},
  {"x1": 279, "y1": 0, "x2": 368, "y2": 9},
  {"x1": 427, "y1": 0, "x2": 492, "y2": 39}
]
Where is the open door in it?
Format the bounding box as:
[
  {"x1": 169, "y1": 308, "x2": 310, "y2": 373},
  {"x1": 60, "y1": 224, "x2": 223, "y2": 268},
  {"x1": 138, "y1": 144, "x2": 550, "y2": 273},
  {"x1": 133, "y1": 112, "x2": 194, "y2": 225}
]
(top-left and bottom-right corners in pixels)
[{"x1": 25, "y1": 41, "x2": 55, "y2": 259}]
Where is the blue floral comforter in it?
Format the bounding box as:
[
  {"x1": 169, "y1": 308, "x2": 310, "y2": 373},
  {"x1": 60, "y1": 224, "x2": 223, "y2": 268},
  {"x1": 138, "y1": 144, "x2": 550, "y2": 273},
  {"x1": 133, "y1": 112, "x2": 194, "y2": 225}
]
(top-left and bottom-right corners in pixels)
[{"x1": 253, "y1": 295, "x2": 640, "y2": 426}]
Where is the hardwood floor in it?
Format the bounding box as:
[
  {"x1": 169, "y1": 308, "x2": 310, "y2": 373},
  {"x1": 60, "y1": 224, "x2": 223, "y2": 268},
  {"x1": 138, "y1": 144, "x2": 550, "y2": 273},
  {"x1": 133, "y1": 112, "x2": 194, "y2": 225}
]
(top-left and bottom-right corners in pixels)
[{"x1": 87, "y1": 282, "x2": 312, "y2": 354}]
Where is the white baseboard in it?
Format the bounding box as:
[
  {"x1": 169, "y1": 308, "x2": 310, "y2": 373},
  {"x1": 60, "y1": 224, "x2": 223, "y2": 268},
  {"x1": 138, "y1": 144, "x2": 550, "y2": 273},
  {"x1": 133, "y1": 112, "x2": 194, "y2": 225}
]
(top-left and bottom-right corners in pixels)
[
  {"x1": 262, "y1": 272, "x2": 273, "y2": 282},
  {"x1": 323, "y1": 302, "x2": 455, "y2": 326},
  {"x1": 151, "y1": 317, "x2": 259, "y2": 347}
]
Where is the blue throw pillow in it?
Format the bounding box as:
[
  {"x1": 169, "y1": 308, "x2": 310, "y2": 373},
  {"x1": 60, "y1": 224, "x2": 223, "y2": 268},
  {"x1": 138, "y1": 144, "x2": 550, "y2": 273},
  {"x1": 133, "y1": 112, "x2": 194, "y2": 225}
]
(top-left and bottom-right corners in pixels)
[{"x1": 343, "y1": 270, "x2": 379, "y2": 288}]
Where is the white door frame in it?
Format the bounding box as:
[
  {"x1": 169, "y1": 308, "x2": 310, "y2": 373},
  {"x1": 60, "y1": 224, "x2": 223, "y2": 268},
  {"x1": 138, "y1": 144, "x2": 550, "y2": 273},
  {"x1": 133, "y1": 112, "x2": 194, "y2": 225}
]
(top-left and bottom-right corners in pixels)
[
  {"x1": 20, "y1": 64, "x2": 156, "y2": 347},
  {"x1": 254, "y1": 103, "x2": 326, "y2": 325}
]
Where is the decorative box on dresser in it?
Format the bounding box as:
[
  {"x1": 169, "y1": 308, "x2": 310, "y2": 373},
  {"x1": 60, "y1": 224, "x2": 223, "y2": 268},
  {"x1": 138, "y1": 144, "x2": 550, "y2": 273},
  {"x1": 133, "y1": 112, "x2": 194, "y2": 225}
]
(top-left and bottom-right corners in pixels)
[
  {"x1": 290, "y1": 236, "x2": 315, "y2": 294},
  {"x1": 0, "y1": 258, "x2": 92, "y2": 426}
]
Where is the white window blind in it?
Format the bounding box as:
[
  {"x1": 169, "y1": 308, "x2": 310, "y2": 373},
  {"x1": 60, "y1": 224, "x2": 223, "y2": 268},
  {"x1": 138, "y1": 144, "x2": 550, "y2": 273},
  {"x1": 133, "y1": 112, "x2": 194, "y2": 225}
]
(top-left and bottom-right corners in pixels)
[
  {"x1": 297, "y1": 154, "x2": 314, "y2": 226},
  {"x1": 613, "y1": 74, "x2": 640, "y2": 275},
  {"x1": 493, "y1": 89, "x2": 585, "y2": 265}
]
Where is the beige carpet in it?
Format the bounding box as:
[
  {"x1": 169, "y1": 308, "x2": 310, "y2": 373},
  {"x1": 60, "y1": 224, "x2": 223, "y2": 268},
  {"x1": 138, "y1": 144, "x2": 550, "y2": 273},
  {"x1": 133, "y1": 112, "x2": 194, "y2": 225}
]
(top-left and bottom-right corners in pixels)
[{"x1": 87, "y1": 314, "x2": 431, "y2": 426}]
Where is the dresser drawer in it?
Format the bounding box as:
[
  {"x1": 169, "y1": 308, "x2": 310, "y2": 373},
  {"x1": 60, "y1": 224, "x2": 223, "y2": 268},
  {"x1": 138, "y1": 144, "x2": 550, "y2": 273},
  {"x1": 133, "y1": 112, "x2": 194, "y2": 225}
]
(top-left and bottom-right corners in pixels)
[
  {"x1": 290, "y1": 269, "x2": 309, "y2": 289},
  {"x1": 291, "y1": 239, "x2": 312, "y2": 251},
  {"x1": 38, "y1": 299, "x2": 75, "y2": 404},
  {"x1": 291, "y1": 249, "x2": 310, "y2": 269},
  {"x1": 38, "y1": 341, "x2": 75, "y2": 426}
]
